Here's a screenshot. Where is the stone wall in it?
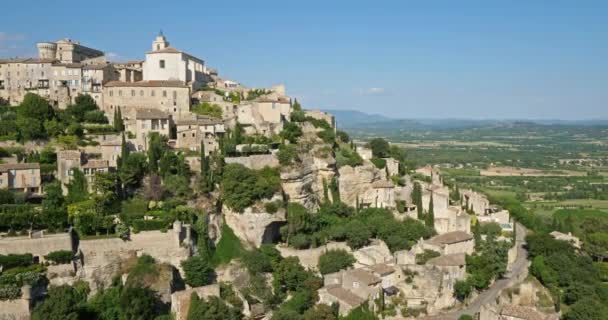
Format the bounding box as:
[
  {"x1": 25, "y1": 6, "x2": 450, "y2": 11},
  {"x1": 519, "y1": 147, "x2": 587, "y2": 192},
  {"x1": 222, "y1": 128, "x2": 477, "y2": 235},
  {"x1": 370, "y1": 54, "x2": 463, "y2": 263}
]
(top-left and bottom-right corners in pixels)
[
  {"x1": 225, "y1": 154, "x2": 279, "y2": 170},
  {"x1": 0, "y1": 233, "x2": 74, "y2": 261},
  {"x1": 77, "y1": 226, "x2": 192, "y2": 291},
  {"x1": 277, "y1": 242, "x2": 351, "y2": 270},
  {"x1": 171, "y1": 284, "x2": 220, "y2": 320}
]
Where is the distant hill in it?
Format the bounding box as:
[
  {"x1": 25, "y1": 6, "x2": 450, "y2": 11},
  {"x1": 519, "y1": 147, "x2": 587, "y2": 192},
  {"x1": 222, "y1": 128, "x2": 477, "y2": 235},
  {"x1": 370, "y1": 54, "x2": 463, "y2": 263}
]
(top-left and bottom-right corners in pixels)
[
  {"x1": 321, "y1": 109, "x2": 608, "y2": 130},
  {"x1": 320, "y1": 109, "x2": 392, "y2": 128}
]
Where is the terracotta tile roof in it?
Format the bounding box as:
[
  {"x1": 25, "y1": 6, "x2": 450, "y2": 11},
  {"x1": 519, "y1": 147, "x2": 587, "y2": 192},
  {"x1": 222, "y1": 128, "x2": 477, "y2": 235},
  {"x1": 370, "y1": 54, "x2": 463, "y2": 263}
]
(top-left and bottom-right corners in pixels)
[
  {"x1": 0, "y1": 58, "x2": 57, "y2": 64},
  {"x1": 345, "y1": 268, "x2": 381, "y2": 286},
  {"x1": 135, "y1": 108, "x2": 169, "y2": 120},
  {"x1": 0, "y1": 163, "x2": 40, "y2": 171},
  {"x1": 104, "y1": 80, "x2": 188, "y2": 88},
  {"x1": 176, "y1": 116, "x2": 223, "y2": 126},
  {"x1": 367, "y1": 263, "x2": 395, "y2": 276},
  {"x1": 427, "y1": 231, "x2": 473, "y2": 246},
  {"x1": 427, "y1": 253, "x2": 466, "y2": 267},
  {"x1": 326, "y1": 287, "x2": 365, "y2": 306},
  {"x1": 501, "y1": 305, "x2": 549, "y2": 320},
  {"x1": 82, "y1": 160, "x2": 109, "y2": 169}
]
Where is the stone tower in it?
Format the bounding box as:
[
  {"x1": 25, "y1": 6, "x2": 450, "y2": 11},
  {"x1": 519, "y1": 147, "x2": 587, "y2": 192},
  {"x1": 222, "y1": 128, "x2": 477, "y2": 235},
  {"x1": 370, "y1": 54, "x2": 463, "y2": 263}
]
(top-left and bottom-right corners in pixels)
[
  {"x1": 36, "y1": 42, "x2": 57, "y2": 60},
  {"x1": 152, "y1": 31, "x2": 170, "y2": 52}
]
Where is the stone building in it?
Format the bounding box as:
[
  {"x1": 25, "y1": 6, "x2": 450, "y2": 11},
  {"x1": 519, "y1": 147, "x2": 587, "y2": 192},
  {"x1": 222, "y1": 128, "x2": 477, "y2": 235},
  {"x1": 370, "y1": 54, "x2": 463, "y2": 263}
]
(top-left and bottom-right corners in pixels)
[
  {"x1": 57, "y1": 150, "x2": 112, "y2": 193},
  {"x1": 320, "y1": 268, "x2": 382, "y2": 315},
  {"x1": 461, "y1": 188, "x2": 490, "y2": 214},
  {"x1": 37, "y1": 38, "x2": 104, "y2": 64},
  {"x1": 549, "y1": 231, "x2": 581, "y2": 249},
  {"x1": 0, "y1": 163, "x2": 42, "y2": 194},
  {"x1": 304, "y1": 110, "x2": 336, "y2": 129},
  {"x1": 175, "y1": 115, "x2": 225, "y2": 154},
  {"x1": 419, "y1": 231, "x2": 475, "y2": 255},
  {"x1": 0, "y1": 39, "x2": 115, "y2": 108},
  {"x1": 126, "y1": 108, "x2": 172, "y2": 151},
  {"x1": 233, "y1": 97, "x2": 292, "y2": 136},
  {"x1": 112, "y1": 60, "x2": 144, "y2": 83},
  {"x1": 142, "y1": 32, "x2": 207, "y2": 90},
  {"x1": 103, "y1": 80, "x2": 190, "y2": 122}
]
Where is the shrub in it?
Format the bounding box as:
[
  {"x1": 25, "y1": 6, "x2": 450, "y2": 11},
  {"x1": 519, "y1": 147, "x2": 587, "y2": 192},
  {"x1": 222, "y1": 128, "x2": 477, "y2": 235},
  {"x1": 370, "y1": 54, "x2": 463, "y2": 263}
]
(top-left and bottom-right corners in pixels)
[
  {"x1": 370, "y1": 158, "x2": 386, "y2": 169},
  {"x1": 221, "y1": 164, "x2": 281, "y2": 212},
  {"x1": 131, "y1": 219, "x2": 169, "y2": 231},
  {"x1": 335, "y1": 146, "x2": 363, "y2": 168},
  {"x1": 290, "y1": 234, "x2": 311, "y2": 249},
  {"x1": 318, "y1": 249, "x2": 356, "y2": 275},
  {"x1": 415, "y1": 249, "x2": 440, "y2": 265},
  {"x1": 44, "y1": 250, "x2": 74, "y2": 265},
  {"x1": 264, "y1": 201, "x2": 280, "y2": 214},
  {"x1": 277, "y1": 144, "x2": 298, "y2": 166},
  {"x1": 344, "y1": 220, "x2": 371, "y2": 249},
  {"x1": 182, "y1": 256, "x2": 213, "y2": 287},
  {"x1": 0, "y1": 254, "x2": 33, "y2": 270},
  {"x1": 192, "y1": 102, "x2": 222, "y2": 118},
  {"x1": 317, "y1": 129, "x2": 336, "y2": 144}
]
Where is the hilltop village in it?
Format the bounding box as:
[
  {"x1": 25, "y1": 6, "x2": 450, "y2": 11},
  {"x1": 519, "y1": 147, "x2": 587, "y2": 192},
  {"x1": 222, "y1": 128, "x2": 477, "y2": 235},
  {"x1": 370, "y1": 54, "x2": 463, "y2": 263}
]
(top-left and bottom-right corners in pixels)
[{"x1": 0, "y1": 34, "x2": 564, "y2": 320}]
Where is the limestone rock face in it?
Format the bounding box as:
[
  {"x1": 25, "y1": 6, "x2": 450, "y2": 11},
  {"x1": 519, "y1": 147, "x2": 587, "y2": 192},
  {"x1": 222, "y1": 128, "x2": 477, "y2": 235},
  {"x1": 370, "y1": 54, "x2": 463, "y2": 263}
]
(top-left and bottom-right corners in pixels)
[
  {"x1": 338, "y1": 163, "x2": 386, "y2": 207},
  {"x1": 223, "y1": 205, "x2": 286, "y2": 248},
  {"x1": 281, "y1": 146, "x2": 336, "y2": 210}
]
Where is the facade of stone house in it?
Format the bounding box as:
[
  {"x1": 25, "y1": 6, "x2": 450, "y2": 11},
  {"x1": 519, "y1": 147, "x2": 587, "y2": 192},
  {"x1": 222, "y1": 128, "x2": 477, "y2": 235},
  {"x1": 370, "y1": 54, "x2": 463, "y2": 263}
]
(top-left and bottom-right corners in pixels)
[
  {"x1": 126, "y1": 108, "x2": 171, "y2": 151},
  {"x1": 0, "y1": 163, "x2": 42, "y2": 194},
  {"x1": 142, "y1": 32, "x2": 207, "y2": 90},
  {"x1": 421, "y1": 231, "x2": 475, "y2": 255},
  {"x1": 103, "y1": 80, "x2": 190, "y2": 122},
  {"x1": 175, "y1": 115, "x2": 225, "y2": 154}
]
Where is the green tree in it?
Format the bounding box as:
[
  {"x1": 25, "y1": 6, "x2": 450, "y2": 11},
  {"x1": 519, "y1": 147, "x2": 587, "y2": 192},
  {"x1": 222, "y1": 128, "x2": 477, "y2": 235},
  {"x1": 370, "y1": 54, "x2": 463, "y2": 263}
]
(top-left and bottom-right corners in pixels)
[
  {"x1": 17, "y1": 93, "x2": 54, "y2": 141},
  {"x1": 318, "y1": 249, "x2": 356, "y2": 275},
  {"x1": 187, "y1": 293, "x2": 243, "y2": 320},
  {"x1": 42, "y1": 181, "x2": 67, "y2": 229},
  {"x1": 66, "y1": 168, "x2": 88, "y2": 204},
  {"x1": 113, "y1": 106, "x2": 124, "y2": 132},
  {"x1": 425, "y1": 193, "x2": 435, "y2": 228},
  {"x1": 303, "y1": 304, "x2": 337, "y2": 320},
  {"x1": 280, "y1": 122, "x2": 303, "y2": 144},
  {"x1": 412, "y1": 182, "x2": 423, "y2": 220},
  {"x1": 0, "y1": 188, "x2": 15, "y2": 205},
  {"x1": 368, "y1": 138, "x2": 389, "y2": 158},
  {"x1": 454, "y1": 279, "x2": 472, "y2": 301},
  {"x1": 119, "y1": 286, "x2": 159, "y2": 320},
  {"x1": 344, "y1": 220, "x2": 371, "y2": 249},
  {"x1": 147, "y1": 132, "x2": 166, "y2": 173},
  {"x1": 119, "y1": 153, "x2": 148, "y2": 192},
  {"x1": 192, "y1": 102, "x2": 223, "y2": 118},
  {"x1": 31, "y1": 285, "x2": 86, "y2": 320},
  {"x1": 182, "y1": 255, "x2": 213, "y2": 287}
]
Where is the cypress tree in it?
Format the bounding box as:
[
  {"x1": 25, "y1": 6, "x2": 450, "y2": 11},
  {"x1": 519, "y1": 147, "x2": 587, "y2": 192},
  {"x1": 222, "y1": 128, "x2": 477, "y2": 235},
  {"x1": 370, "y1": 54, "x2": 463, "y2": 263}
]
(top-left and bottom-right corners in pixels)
[
  {"x1": 113, "y1": 107, "x2": 124, "y2": 132},
  {"x1": 426, "y1": 193, "x2": 435, "y2": 228},
  {"x1": 473, "y1": 221, "x2": 482, "y2": 250},
  {"x1": 322, "y1": 178, "x2": 329, "y2": 203}
]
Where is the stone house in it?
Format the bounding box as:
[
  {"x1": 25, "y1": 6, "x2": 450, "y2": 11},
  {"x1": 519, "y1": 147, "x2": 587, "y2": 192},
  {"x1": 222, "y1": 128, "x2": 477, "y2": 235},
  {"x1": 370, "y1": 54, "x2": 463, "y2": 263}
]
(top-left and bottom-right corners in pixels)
[
  {"x1": 434, "y1": 206, "x2": 471, "y2": 235},
  {"x1": 356, "y1": 146, "x2": 373, "y2": 161},
  {"x1": 383, "y1": 157, "x2": 400, "y2": 177},
  {"x1": 304, "y1": 110, "x2": 336, "y2": 129},
  {"x1": 99, "y1": 139, "x2": 122, "y2": 168},
  {"x1": 426, "y1": 253, "x2": 467, "y2": 290},
  {"x1": 57, "y1": 150, "x2": 84, "y2": 192},
  {"x1": 175, "y1": 115, "x2": 225, "y2": 154},
  {"x1": 368, "y1": 180, "x2": 396, "y2": 209},
  {"x1": 126, "y1": 108, "x2": 171, "y2": 151},
  {"x1": 234, "y1": 97, "x2": 292, "y2": 136},
  {"x1": 112, "y1": 60, "x2": 143, "y2": 83},
  {"x1": 103, "y1": 80, "x2": 190, "y2": 122},
  {"x1": 57, "y1": 150, "x2": 112, "y2": 193},
  {"x1": 461, "y1": 189, "x2": 490, "y2": 214},
  {"x1": 420, "y1": 231, "x2": 475, "y2": 255},
  {"x1": 320, "y1": 268, "x2": 383, "y2": 315},
  {"x1": 142, "y1": 32, "x2": 208, "y2": 90},
  {"x1": 0, "y1": 163, "x2": 42, "y2": 194}
]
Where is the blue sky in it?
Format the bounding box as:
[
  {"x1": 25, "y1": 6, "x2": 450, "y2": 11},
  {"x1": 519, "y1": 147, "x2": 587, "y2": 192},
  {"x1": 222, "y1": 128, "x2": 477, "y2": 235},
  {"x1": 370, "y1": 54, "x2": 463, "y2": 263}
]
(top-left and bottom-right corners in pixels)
[{"x1": 1, "y1": 1, "x2": 607, "y2": 119}]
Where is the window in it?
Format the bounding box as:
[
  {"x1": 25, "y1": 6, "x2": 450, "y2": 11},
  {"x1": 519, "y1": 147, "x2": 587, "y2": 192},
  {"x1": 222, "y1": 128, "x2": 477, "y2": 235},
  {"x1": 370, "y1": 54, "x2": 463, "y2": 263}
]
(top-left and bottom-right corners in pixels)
[
  {"x1": 182, "y1": 133, "x2": 186, "y2": 138},
  {"x1": 110, "y1": 90, "x2": 114, "y2": 97},
  {"x1": 172, "y1": 91, "x2": 177, "y2": 99},
  {"x1": 140, "y1": 90, "x2": 144, "y2": 96},
  {"x1": 131, "y1": 90, "x2": 135, "y2": 97},
  {"x1": 159, "y1": 60, "x2": 165, "y2": 68},
  {"x1": 163, "y1": 90, "x2": 167, "y2": 97},
  {"x1": 192, "y1": 133, "x2": 195, "y2": 137},
  {"x1": 118, "y1": 90, "x2": 122, "y2": 96},
  {"x1": 151, "y1": 90, "x2": 155, "y2": 97}
]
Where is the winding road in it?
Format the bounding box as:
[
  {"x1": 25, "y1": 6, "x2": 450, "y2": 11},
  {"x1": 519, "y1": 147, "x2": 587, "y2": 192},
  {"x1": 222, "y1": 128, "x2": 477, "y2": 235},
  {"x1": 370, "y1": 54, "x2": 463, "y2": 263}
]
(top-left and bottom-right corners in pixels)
[{"x1": 429, "y1": 222, "x2": 529, "y2": 319}]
